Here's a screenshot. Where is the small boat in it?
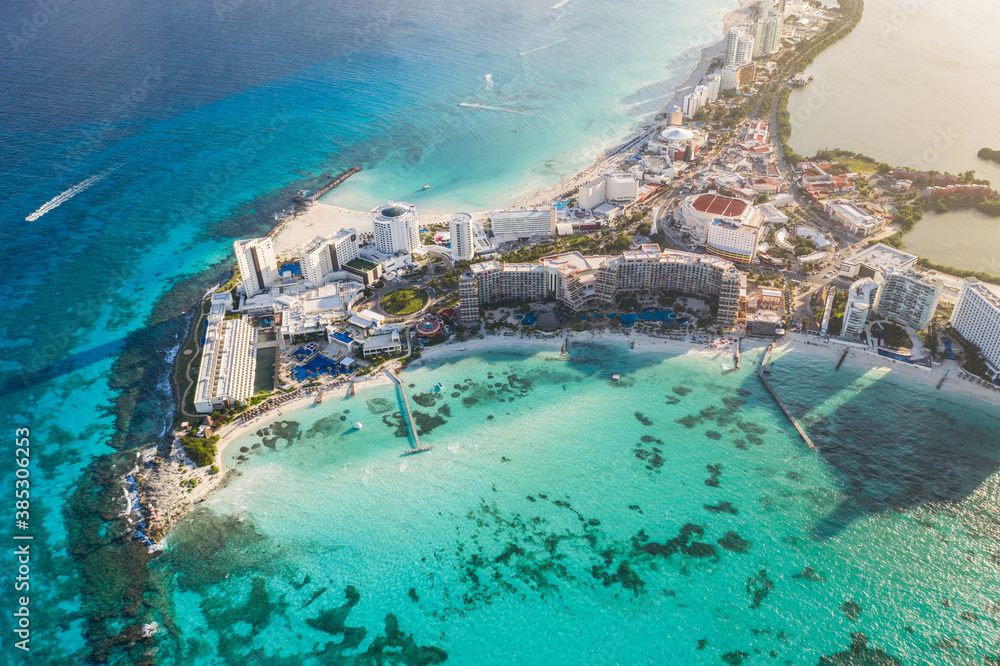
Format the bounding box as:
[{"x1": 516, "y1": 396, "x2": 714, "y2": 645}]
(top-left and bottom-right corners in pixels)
[
  {"x1": 354, "y1": 422, "x2": 363, "y2": 430},
  {"x1": 611, "y1": 374, "x2": 620, "y2": 381},
  {"x1": 435, "y1": 382, "x2": 443, "y2": 392},
  {"x1": 421, "y1": 184, "x2": 430, "y2": 190}
]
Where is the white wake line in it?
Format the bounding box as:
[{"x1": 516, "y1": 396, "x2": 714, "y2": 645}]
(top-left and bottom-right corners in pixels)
[
  {"x1": 25, "y1": 166, "x2": 118, "y2": 222},
  {"x1": 520, "y1": 38, "x2": 567, "y2": 56},
  {"x1": 551, "y1": 0, "x2": 572, "y2": 9},
  {"x1": 458, "y1": 102, "x2": 529, "y2": 114}
]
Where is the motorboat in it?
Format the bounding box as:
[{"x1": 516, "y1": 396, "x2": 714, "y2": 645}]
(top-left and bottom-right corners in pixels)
[
  {"x1": 354, "y1": 422, "x2": 363, "y2": 430},
  {"x1": 421, "y1": 184, "x2": 430, "y2": 190}
]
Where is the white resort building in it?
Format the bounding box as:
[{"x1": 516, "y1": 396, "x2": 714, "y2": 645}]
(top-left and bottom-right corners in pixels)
[
  {"x1": 577, "y1": 172, "x2": 640, "y2": 210},
  {"x1": 298, "y1": 229, "x2": 361, "y2": 286},
  {"x1": 822, "y1": 200, "x2": 886, "y2": 237},
  {"x1": 842, "y1": 277, "x2": 881, "y2": 339},
  {"x1": 676, "y1": 194, "x2": 764, "y2": 265},
  {"x1": 372, "y1": 201, "x2": 420, "y2": 254},
  {"x1": 194, "y1": 294, "x2": 256, "y2": 413},
  {"x1": 950, "y1": 279, "x2": 1000, "y2": 380},
  {"x1": 449, "y1": 213, "x2": 474, "y2": 262},
  {"x1": 460, "y1": 245, "x2": 743, "y2": 326},
  {"x1": 234, "y1": 237, "x2": 279, "y2": 297},
  {"x1": 875, "y1": 268, "x2": 942, "y2": 331},
  {"x1": 490, "y1": 208, "x2": 557, "y2": 242},
  {"x1": 839, "y1": 244, "x2": 918, "y2": 280}
]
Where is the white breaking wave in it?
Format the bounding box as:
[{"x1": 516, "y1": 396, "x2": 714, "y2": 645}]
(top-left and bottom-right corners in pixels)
[
  {"x1": 458, "y1": 102, "x2": 527, "y2": 114},
  {"x1": 484, "y1": 73, "x2": 494, "y2": 90},
  {"x1": 551, "y1": 0, "x2": 572, "y2": 9},
  {"x1": 25, "y1": 166, "x2": 118, "y2": 222},
  {"x1": 519, "y1": 38, "x2": 567, "y2": 56}
]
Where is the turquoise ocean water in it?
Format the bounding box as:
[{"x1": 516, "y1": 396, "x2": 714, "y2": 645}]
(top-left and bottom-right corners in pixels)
[
  {"x1": 0, "y1": 0, "x2": 740, "y2": 661},
  {"x1": 157, "y1": 343, "x2": 1000, "y2": 664}
]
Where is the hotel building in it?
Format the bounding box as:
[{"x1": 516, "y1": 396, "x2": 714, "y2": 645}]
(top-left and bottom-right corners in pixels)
[
  {"x1": 372, "y1": 201, "x2": 420, "y2": 254},
  {"x1": 194, "y1": 295, "x2": 256, "y2": 413},
  {"x1": 460, "y1": 245, "x2": 742, "y2": 325},
  {"x1": 950, "y1": 279, "x2": 1000, "y2": 380},
  {"x1": 839, "y1": 243, "x2": 918, "y2": 280},
  {"x1": 822, "y1": 200, "x2": 886, "y2": 237},
  {"x1": 449, "y1": 213, "x2": 474, "y2": 262},
  {"x1": 676, "y1": 194, "x2": 764, "y2": 265},
  {"x1": 875, "y1": 268, "x2": 942, "y2": 331},
  {"x1": 841, "y1": 277, "x2": 880, "y2": 339},
  {"x1": 234, "y1": 237, "x2": 279, "y2": 297},
  {"x1": 578, "y1": 172, "x2": 640, "y2": 210},
  {"x1": 490, "y1": 208, "x2": 557, "y2": 241},
  {"x1": 298, "y1": 229, "x2": 360, "y2": 286}
]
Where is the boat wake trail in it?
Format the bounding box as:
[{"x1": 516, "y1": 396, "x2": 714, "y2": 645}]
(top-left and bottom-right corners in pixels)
[
  {"x1": 25, "y1": 166, "x2": 118, "y2": 222},
  {"x1": 520, "y1": 38, "x2": 567, "y2": 56},
  {"x1": 458, "y1": 102, "x2": 527, "y2": 114},
  {"x1": 551, "y1": 0, "x2": 572, "y2": 9}
]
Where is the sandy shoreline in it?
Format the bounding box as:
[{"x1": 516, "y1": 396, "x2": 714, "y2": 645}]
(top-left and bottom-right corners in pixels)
[
  {"x1": 143, "y1": 327, "x2": 1000, "y2": 542},
  {"x1": 269, "y1": 0, "x2": 756, "y2": 245}
]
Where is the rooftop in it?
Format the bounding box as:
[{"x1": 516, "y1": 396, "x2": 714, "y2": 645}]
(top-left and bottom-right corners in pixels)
[
  {"x1": 842, "y1": 243, "x2": 917, "y2": 270},
  {"x1": 692, "y1": 194, "x2": 749, "y2": 218}
]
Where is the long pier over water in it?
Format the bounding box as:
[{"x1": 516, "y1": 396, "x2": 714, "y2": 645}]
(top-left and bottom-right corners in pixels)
[
  {"x1": 757, "y1": 344, "x2": 816, "y2": 450},
  {"x1": 385, "y1": 369, "x2": 433, "y2": 455}
]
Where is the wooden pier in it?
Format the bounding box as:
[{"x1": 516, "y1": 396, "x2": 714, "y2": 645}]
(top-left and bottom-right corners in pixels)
[
  {"x1": 315, "y1": 389, "x2": 324, "y2": 405},
  {"x1": 835, "y1": 348, "x2": 848, "y2": 370},
  {"x1": 348, "y1": 380, "x2": 355, "y2": 397},
  {"x1": 757, "y1": 344, "x2": 815, "y2": 450},
  {"x1": 385, "y1": 369, "x2": 432, "y2": 455}
]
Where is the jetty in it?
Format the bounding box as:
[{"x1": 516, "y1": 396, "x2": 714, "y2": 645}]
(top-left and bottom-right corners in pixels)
[
  {"x1": 757, "y1": 344, "x2": 815, "y2": 450},
  {"x1": 308, "y1": 166, "x2": 361, "y2": 203},
  {"x1": 315, "y1": 389, "x2": 324, "y2": 405},
  {"x1": 835, "y1": 348, "x2": 848, "y2": 370},
  {"x1": 348, "y1": 380, "x2": 355, "y2": 397},
  {"x1": 384, "y1": 369, "x2": 433, "y2": 456},
  {"x1": 734, "y1": 337, "x2": 742, "y2": 369},
  {"x1": 936, "y1": 369, "x2": 949, "y2": 390}
]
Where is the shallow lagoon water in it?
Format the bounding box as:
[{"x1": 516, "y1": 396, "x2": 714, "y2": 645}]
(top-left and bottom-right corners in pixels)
[{"x1": 158, "y1": 344, "x2": 1000, "y2": 664}]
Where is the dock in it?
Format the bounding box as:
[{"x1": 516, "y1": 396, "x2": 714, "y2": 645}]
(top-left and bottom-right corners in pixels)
[
  {"x1": 835, "y1": 348, "x2": 848, "y2": 370},
  {"x1": 734, "y1": 337, "x2": 742, "y2": 369},
  {"x1": 384, "y1": 369, "x2": 433, "y2": 455},
  {"x1": 936, "y1": 369, "x2": 949, "y2": 390},
  {"x1": 315, "y1": 389, "x2": 324, "y2": 405},
  {"x1": 348, "y1": 380, "x2": 355, "y2": 397},
  {"x1": 757, "y1": 344, "x2": 815, "y2": 450}
]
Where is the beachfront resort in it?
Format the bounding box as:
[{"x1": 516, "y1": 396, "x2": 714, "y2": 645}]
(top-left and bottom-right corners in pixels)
[{"x1": 176, "y1": 0, "x2": 1000, "y2": 473}]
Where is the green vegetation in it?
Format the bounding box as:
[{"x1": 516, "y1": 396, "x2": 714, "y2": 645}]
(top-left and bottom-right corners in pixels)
[
  {"x1": 872, "y1": 321, "x2": 912, "y2": 349},
  {"x1": 346, "y1": 257, "x2": 379, "y2": 272},
  {"x1": 915, "y1": 259, "x2": 1000, "y2": 285},
  {"x1": 810, "y1": 148, "x2": 891, "y2": 175},
  {"x1": 978, "y1": 147, "x2": 1000, "y2": 165},
  {"x1": 381, "y1": 288, "x2": 429, "y2": 315},
  {"x1": 180, "y1": 433, "x2": 219, "y2": 467}
]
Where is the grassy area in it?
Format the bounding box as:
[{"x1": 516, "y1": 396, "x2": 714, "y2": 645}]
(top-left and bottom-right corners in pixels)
[
  {"x1": 872, "y1": 321, "x2": 912, "y2": 349},
  {"x1": 381, "y1": 288, "x2": 429, "y2": 315},
  {"x1": 347, "y1": 257, "x2": 379, "y2": 271},
  {"x1": 173, "y1": 299, "x2": 211, "y2": 426}
]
